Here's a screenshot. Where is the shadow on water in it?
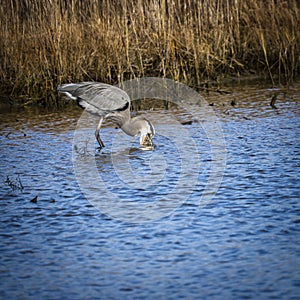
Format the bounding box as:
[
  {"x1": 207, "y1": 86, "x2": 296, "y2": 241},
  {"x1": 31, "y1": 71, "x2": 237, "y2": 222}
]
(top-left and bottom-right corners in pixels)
[{"x1": 0, "y1": 80, "x2": 300, "y2": 299}]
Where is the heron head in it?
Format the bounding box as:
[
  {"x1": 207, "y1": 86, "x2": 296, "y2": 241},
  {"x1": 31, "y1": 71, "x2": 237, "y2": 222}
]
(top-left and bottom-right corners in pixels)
[{"x1": 139, "y1": 119, "x2": 155, "y2": 147}]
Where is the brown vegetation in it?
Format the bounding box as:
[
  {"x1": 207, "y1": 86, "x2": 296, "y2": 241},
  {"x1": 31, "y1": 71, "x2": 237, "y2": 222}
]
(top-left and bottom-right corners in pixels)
[{"x1": 0, "y1": 0, "x2": 299, "y2": 101}]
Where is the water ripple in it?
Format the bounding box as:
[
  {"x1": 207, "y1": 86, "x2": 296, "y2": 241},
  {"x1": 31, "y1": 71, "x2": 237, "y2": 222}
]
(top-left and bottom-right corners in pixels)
[{"x1": 0, "y1": 82, "x2": 300, "y2": 299}]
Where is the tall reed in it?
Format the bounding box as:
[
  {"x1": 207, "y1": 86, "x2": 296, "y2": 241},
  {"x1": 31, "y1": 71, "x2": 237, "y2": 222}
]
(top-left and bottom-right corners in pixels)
[{"x1": 0, "y1": 0, "x2": 299, "y2": 100}]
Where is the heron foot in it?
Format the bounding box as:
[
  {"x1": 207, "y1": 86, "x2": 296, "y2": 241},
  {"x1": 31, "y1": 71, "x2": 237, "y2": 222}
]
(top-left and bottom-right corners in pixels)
[
  {"x1": 96, "y1": 142, "x2": 105, "y2": 149},
  {"x1": 98, "y1": 141, "x2": 105, "y2": 148}
]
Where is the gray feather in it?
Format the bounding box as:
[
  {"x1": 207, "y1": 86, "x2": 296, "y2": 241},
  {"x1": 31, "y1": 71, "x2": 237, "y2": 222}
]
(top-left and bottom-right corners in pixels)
[{"x1": 57, "y1": 82, "x2": 130, "y2": 117}]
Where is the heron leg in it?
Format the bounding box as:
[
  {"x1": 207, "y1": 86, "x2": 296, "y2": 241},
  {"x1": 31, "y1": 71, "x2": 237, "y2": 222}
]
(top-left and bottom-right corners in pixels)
[{"x1": 95, "y1": 117, "x2": 105, "y2": 149}]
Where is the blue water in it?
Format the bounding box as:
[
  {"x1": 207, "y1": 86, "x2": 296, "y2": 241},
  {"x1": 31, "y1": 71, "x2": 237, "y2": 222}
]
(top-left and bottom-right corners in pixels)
[{"x1": 0, "y1": 83, "x2": 299, "y2": 299}]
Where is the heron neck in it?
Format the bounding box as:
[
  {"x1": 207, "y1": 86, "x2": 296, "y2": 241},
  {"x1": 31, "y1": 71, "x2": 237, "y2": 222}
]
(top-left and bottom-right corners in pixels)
[{"x1": 121, "y1": 116, "x2": 143, "y2": 137}]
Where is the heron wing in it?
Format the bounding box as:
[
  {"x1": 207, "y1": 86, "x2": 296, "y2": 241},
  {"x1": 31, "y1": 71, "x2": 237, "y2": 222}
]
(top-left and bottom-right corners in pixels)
[{"x1": 58, "y1": 82, "x2": 130, "y2": 116}]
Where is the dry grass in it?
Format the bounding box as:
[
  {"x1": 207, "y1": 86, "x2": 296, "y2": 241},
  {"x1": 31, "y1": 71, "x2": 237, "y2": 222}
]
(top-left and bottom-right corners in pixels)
[{"x1": 0, "y1": 0, "x2": 299, "y2": 101}]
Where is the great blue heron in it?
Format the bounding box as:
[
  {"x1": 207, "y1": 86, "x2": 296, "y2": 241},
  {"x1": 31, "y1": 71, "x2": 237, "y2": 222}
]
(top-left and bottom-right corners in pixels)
[{"x1": 57, "y1": 82, "x2": 155, "y2": 149}]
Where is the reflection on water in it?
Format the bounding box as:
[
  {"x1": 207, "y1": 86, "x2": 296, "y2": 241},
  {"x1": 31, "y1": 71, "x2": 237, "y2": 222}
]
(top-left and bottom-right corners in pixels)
[{"x1": 0, "y1": 81, "x2": 300, "y2": 299}]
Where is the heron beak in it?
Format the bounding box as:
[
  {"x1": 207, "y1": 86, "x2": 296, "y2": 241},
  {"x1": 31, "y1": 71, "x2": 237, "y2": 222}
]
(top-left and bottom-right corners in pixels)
[{"x1": 140, "y1": 134, "x2": 153, "y2": 147}]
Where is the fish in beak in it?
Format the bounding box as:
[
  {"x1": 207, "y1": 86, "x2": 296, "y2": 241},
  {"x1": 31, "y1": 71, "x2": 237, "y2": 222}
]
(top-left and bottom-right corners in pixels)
[
  {"x1": 139, "y1": 118, "x2": 155, "y2": 148},
  {"x1": 140, "y1": 133, "x2": 154, "y2": 147}
]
